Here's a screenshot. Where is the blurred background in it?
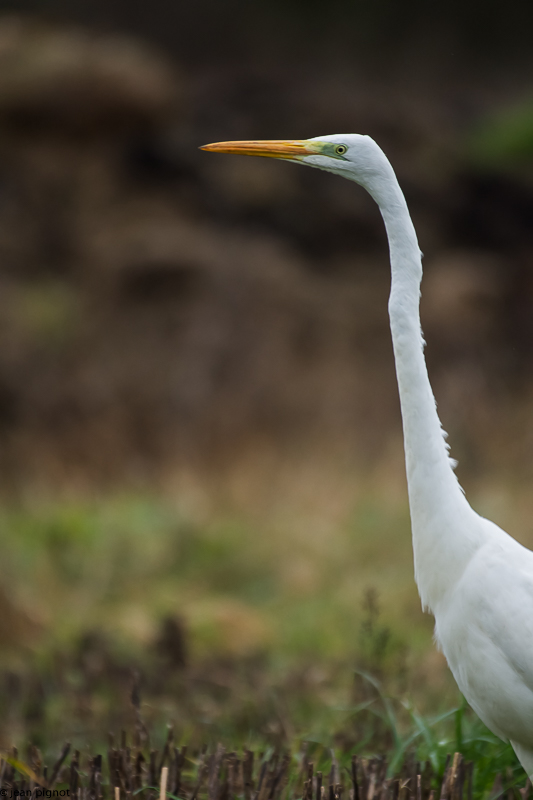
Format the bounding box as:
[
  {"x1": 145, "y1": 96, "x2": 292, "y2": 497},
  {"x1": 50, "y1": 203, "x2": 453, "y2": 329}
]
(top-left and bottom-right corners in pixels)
[{"x1": 0, "y1": 0, "x2": 533, "y2": 752}]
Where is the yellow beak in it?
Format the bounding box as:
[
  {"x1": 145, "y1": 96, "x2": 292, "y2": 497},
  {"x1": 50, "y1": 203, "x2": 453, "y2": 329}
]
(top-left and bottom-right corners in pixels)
[{"x1": 200, "y1": 139, "x2": 316, "y2": 160}]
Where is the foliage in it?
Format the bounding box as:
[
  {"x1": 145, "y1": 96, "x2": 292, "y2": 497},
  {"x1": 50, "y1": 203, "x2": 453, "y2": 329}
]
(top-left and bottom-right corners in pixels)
[
  {"x1": 468, "y1": 100, "x2": 533, "y2": 166},
  {"x1": 0, "y1": 495, "x2": 526, "y2": 792}
]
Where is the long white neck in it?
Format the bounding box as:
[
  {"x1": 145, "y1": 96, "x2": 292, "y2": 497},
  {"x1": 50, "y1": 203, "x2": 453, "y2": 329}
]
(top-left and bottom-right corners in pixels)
[{"x1": 362, "y1": 149, "x2": 484, "y2": 612}]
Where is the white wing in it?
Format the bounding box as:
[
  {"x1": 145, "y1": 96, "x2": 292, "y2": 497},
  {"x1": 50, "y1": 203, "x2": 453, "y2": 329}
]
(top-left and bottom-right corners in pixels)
[{"x1": 435, "y1": 522, "x2": 533, "y2": 747}]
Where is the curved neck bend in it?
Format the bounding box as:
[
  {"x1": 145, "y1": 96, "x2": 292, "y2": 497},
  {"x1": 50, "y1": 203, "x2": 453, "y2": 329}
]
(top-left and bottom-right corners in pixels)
[{"x1": 365, "y1": 159, "x2": 479, "y2": 611}]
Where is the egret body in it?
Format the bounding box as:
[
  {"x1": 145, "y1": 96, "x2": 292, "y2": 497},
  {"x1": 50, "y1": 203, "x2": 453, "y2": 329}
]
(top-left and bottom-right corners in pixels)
[{"x1": 201, "y1": 134, "x2": 533, "y2": 776}]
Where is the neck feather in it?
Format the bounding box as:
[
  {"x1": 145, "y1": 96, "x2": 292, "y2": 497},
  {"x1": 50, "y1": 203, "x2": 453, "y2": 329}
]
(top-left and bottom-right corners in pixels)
[{"x1": 363, "y1": 157, "x2": 482, "y2": 611}]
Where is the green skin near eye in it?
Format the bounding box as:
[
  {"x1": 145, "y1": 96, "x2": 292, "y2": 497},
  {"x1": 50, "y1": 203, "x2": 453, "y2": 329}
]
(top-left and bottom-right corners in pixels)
[{"x1": 317, "y1": 142, "x2": 348, "y2": 160}]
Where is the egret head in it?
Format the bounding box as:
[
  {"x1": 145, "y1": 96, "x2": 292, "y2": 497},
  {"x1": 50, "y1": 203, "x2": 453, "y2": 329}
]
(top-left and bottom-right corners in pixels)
[{"x1": 200, "y1": 133, "x2": 390, "y2": 191}]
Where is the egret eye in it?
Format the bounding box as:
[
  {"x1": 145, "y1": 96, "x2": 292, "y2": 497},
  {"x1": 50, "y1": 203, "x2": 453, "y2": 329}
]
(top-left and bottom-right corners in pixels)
[{"x1": 334, "y1": 144, "x2": 347, "y2": 156}]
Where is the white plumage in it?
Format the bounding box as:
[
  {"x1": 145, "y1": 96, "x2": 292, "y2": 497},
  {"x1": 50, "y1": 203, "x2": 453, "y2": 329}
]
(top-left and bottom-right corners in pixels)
[{"x1": 201, "y1": 133, "x2": 533, "y2": 776}]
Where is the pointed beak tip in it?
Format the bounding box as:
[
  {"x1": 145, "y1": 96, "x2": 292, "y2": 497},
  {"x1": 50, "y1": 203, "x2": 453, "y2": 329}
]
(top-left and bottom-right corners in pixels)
[{"x1": 199, "y1": 139, "x2": 313, "y2": 159}]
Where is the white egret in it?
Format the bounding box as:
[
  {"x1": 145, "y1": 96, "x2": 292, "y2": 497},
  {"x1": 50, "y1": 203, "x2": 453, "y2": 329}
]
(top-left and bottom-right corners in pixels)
[{"x1": 201, "y1": 134, "x2": 533, "y2": 776}]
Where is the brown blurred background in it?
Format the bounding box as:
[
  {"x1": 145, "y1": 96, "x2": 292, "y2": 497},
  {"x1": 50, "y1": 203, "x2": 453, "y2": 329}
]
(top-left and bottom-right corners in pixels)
[
  {"x1": 0, "y1": 0, "x2": 532, "y2": 747},
  {"x1": 0, "y1": 0, "x2": 530, "y2": 497}
]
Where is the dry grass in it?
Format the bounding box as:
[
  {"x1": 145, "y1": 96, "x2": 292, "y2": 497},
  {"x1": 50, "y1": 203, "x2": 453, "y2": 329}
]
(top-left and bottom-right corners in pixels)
[{"x1": 0, "y1": 453, "x2": 532, "y2": 747}]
